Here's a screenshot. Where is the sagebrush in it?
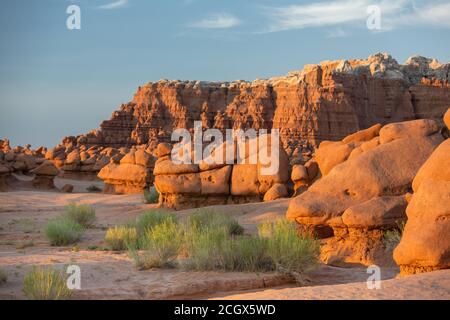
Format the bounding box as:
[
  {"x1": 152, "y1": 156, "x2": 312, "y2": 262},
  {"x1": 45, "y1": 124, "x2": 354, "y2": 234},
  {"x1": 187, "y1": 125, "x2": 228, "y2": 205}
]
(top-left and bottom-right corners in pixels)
[
  {"x1": 64, "y1": 203, "x2": 96, "y2": 228},
  {"x1": 23, "y1": 266, "x2": 72, "y2": 300},
  {"x1": 44, "y1": 217, "x2": 84, "y2": 246},
  {"x1": 105, "y1": 226, "x2": 138, "y2": 251}
]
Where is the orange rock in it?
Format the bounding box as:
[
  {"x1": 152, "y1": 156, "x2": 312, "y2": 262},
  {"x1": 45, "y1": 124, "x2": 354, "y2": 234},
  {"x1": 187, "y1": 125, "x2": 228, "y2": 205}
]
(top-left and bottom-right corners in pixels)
[{"x1": 394, "y1": 180, "x2": 450, "y2": 274}]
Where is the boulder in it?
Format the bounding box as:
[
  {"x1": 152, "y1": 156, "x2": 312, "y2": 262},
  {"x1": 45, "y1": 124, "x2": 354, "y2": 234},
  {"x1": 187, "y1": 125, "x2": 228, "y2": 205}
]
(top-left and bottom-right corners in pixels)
[
  {"x1": 61, "y1": 184, "x2": 74, "y2": 193},
  {"x1": 263, "y1": 183, "x2": 288, "y2": 201},
  {"x1": 98, "y1": 162, "x2": 152, "y2": 194},
  {"x1": 230, "y1": 164, "x2": 259, "y2": 196},
  {"x1": 287, "y1": 134, "x2": 442, "y2": 226},
  {"x1": 341, "y1": 195, "x2": 407, "y2": 229},
  {"x1": 342, "y1": 123, "x2": 382, "y2": 144},
  {"x1": 444, "y1": 107, "x2": 450, "y2": 130},
  {"x1": 379, "y1": 119, "x2": 439, "y2": 144},
  {"x1": 394, "y1": 180, "x2": 450, "y2": 274},
  {"x1": 412, "y1": 139, "x2": 450, "y2": 192},
  {"x1": 30, "y1": 161, "x2": 59, "y2": 189},
  {"x1": 315, "y1": 141, "x2": 356, "y2": 176},
  {"x1": 200, "y1": 165, "x2": 232, "y2": 195}
]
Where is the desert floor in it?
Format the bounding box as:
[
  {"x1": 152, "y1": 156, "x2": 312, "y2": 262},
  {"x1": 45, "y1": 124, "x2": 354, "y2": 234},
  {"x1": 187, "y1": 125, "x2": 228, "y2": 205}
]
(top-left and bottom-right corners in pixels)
[{"x1": 0, "y1": 178, "x2": 449, "y2": 300}]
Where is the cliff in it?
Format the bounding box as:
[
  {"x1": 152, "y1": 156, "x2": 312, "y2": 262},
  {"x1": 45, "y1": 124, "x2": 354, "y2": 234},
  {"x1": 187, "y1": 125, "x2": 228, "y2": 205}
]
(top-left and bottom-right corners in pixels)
[{"x1": 64, "y1": 53, "x2": 450, "y2": 157}]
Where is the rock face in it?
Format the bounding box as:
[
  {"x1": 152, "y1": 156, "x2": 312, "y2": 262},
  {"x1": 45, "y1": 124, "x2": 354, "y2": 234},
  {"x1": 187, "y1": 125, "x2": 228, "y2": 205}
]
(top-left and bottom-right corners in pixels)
[
  {"x1": 286, "y1": 118, "x2": 444, "y2": 266},
  {"x1": 394, "y1": 139, "x2": 450, "y2": 274},
  {"x1": 98, "y1": 147, "x2": 155, "y2": 194},
  {"x1": 30, "y1": 161, "x2": 59, "y2": 189},
  {"x1": 154, "y1": 137, "x2": 290, "y2": 210},
  {"x1": 56, "y1": 53, "x2": 450, "y2": 161}
]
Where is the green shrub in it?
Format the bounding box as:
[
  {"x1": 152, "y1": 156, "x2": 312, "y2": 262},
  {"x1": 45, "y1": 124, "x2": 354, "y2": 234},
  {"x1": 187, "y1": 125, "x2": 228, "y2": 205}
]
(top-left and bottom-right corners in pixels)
[
  {"x1": 0, "y1": 267, "x2": 7, "y2": 284},
  {"x1": 136, "y1": 209, "x2": 177, "y2": 236},
  {"x1": 64, "y1": 203, "x2": 96, "y2": 228},
  {"x1": 383, "y1": 221, "x2": 405, "y2": 252},
  {"x1": 130, "y1": 220, "x2": 183, "y2": 269},
  {"x1": 44, "y1": 217, "x2": 84, "y2": 246},
  {"x1": 221, "y1": 236, "x2": 272, "y2": 272},
  {"x1": 187, "y1": 209, "x2": 244, "y2": 236},
  {"x1": 105, "y1": 226, "x2": 138, "y2": 251},
  {"x1": 23, "y1": 266, "x2": 71, "y2": 300},
  {"x1": 184, "y1": 224, "x2": 229, "y2": 270},
  {"x1": 258, "y1": 220, "x2": 319, "y2": 274},
  {"x1": 143, "y1": 187, "x2": 159, "y2": 204}
]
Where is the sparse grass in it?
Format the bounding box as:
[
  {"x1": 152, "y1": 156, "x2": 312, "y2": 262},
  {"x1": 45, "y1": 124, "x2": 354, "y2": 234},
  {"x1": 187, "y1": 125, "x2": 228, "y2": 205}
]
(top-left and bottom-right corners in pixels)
[
  {"x1": 105, "y1": 226, "x2": 138, "y2": 251},
  {"x1": 184, "y1": 224, "x2": 229, "y2": 270},
  {"x1": 221, "y1": 236, "x2": 272, "y2": 272},
  {"x1": 130, "y1": 220, "x2": 183, "y2": 269},
  {"x1": 383, "y1": 221, "x2": 406, "y2": 252},
  {"x1": 44, "y1": 217, "x2": 84, "y2": 246},
  {"x1": 258, "y1": 220, "x2": 319, "y2": 274},
  {"x1": 187, "y1": 208, "x2": 244, "y2": 236},
  {"x1": 64, "y1": 203, "x2": 96, "y2": 228},
  {"x1": 23, "y1": 266, "x2": 71, "y2": 300},
  {"x1": 0, "y1": 267, "x2": 7, "y2": 284},
  {"x1": 121, "y1": 208, "x2": 318, "y2": 276},
  {"x1": 136, "y1": 209, "x2": 177, "y2": 236},
  {"x1": 16, "y1": 239, "x2": 34, "y2": 249},
  {"x1": 86, "y1": 185, "x2": 101, "y2": 192},
  {"x1": 143, "y1": 187, "x2": 159, "y2": 204}
]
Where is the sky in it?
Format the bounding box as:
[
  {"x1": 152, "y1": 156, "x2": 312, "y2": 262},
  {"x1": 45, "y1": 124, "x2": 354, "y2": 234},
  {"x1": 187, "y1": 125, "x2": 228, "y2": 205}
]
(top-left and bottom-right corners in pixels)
[{"x1": 0, "y1": 0, "x2": 449, "y2": 148}]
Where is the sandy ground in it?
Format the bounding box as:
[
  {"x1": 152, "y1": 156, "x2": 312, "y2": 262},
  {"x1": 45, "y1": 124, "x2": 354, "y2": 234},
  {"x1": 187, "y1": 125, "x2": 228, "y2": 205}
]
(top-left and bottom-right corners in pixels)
[
  {"x1": 1, "y1": 179, "x2": 449, "y2": 300},
  {"x1": 214, "y1": 269, "x2": 450, "y2": 300}
]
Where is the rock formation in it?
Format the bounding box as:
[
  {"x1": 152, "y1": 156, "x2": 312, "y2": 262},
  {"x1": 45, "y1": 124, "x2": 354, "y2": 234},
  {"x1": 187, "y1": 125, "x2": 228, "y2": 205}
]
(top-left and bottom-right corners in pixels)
[
  {"x1": 154, "y1": 136, "x2": 290, "y2": 210},
  {"x1": 286, "y1": 117, "x2": 445, "y2": 266},
  {"x1": 30, "y1": 161, "x2": 59, "y2": 190},
  {"x1": 60, "y1": 53, "x2": 450, "y2": 164},
  {"x1": 98, "y1": 146, "x2": 155, "y2": 194},
  {"x1": 394, "y1": 132, "x2": 450, "y2": 274}
]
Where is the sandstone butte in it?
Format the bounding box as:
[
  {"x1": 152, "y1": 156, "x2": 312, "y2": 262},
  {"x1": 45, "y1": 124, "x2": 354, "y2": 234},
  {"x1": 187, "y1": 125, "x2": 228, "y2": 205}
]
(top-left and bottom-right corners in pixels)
[{"x1": 53, "y1": 53, "x2": 450, "y2": 159}]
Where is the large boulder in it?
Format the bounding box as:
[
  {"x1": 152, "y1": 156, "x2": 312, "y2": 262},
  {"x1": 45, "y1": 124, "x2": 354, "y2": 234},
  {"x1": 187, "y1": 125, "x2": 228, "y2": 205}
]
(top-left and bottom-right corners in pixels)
[
  {"x1": 394, "y1": 180, "x2": 450, "y2": 274},
  {"x1": 412, "y1": 139, "x2": 450, "y2": 192},
  {"x1": 98, "y1": 148, "x2": 154, "y2": 194},
  {"x1": 287, "y1": 134, "x2": 442, "y2": 226},
  {"x1": 30, "y1": 161, "x2": 59, "y2": 189},
  {"x1": 379, "y1": 119, "x2": 439, "y2": 144}
]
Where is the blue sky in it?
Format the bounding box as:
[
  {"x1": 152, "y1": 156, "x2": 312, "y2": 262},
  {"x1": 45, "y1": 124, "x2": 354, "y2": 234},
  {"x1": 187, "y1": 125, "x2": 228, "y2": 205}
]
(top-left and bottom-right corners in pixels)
[{"x1": 1, "y1": 0, "x2": 449, "y2": 147}]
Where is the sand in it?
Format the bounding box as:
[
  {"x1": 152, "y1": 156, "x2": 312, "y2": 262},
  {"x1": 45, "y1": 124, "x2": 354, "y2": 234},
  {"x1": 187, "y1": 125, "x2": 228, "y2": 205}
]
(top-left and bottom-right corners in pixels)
[{"x1": 1, "y1": 180, "x2": 449, "y2": 300}]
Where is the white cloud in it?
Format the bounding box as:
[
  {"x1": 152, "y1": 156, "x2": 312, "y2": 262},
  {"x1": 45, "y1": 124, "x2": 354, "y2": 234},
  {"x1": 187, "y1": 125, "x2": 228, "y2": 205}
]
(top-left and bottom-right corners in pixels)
[
  {"x1": 96, "y1": 0, "x2": 129, "y2": 10},
  {"x1": 189, "y1": 13, "x2": 241, "y2": 29},
  {"x1": 263, "y1": 0, "x2": 450, "y2": 33}
]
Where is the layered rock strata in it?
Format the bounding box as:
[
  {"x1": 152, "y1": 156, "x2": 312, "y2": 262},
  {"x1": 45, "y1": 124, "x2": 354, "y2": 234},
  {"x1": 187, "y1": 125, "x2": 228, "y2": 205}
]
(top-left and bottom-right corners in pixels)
[{"x1": 62, "y1": 53, "x2": 450, "y2": 163}]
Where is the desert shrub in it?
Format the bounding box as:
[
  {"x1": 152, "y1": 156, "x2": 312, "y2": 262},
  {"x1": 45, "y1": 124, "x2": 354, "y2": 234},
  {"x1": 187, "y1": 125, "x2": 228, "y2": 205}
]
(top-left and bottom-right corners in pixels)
[
  {"x1": 184, "y1": 224, "x2": 229, "y2": 270},
  {"x1": 44, "y1": 217, "x2": 84, "y2": 246},
  {"x1": 143, "y1": 187, "x2": 159, "y2": 204},
  {"x1": 105, "y1": 226, "x2": 138, "y2": 251},
  {"x1": 187, "y1": 209, "x2": 244, "y2": 236},
  {"x1": 130, "y1": 220, "x2": 183, "y2": 269},
  {"x1": 221, "y1": 236, "x2": 272, "y2": 272},
  {"x1": 64, "y1": 203, "x2": 96, "y2": 228},
  {"x1": 383, "y1": 221, "x2": 405, "y2": 252},
  {"x1": 0, "y1": 267, "x2": 7, "y2": 284},
  {"x1": 258, "y1": 220, "x2": 319, "y2": 274},
  {"x1": 23, "y1": 266, "x2": 71, "y2": 300},
  {"x1": 136, "y1": 209, "x2": 177, "y2": 236}
]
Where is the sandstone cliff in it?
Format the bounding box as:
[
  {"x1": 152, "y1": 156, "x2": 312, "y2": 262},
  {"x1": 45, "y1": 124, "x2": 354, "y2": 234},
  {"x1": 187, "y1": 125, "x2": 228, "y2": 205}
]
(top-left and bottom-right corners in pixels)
[{"x1": 66, "y1": 53, "x2": 450, "y2": 159}]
